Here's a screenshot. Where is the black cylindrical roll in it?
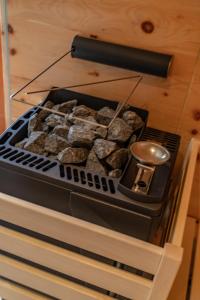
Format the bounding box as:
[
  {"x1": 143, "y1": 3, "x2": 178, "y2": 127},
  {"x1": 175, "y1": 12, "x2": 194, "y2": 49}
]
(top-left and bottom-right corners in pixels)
[{"x1": 71, "y1": 35, "x2": 173, "y2": 78}]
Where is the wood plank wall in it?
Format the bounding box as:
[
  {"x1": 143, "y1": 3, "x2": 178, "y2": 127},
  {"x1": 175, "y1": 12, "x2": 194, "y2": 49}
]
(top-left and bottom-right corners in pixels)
[
  {"x1": 0, "y1": 22, "x2": 5, "y2": 132},
  {"x1": 6, "y1": 0, "x2": 200, "y2": 216}
]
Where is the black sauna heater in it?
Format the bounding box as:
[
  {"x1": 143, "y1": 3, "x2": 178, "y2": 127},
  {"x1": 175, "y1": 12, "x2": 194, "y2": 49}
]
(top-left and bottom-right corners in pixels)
[
  {"x1": 0, "y1": 36, "x2": 180, "y2": 243},
  {"x1": 0, "y1": 87, "x2": 180, "y2": 242}
]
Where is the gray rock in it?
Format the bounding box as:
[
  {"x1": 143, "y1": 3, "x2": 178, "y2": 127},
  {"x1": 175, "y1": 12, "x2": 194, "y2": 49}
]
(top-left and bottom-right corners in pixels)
[
  {"x1": 106, "y1": 148, "x2": 128, "y2": 169},
  {"x1": 52, "y1": 125, "x2": 70, "y2": 139},
  {"x1": 73, "y1": 116, "x2": 98, "y2": 130},
  {"x1": 42, "y1": 122, "x2": 49, "y2": 133},
  {"x1": 15, "y1": 138, "x2": 28, "y2": 149},
  {"x1": 93, "y1": 139, "x2": 118, "y2": 159},
  {"x1": 96, "y1": 106, "x2": 115, "y2": 125},
  {"x1": 118, "y1": 104, "x2": 131, "y2": 116},
  {"x1": 122, "y1": 111, "x2": 144, "y2": 130},
  {"x1": 108, "y1": 169, "x2": 122, "y2": 178},
  {"x1": 67, "y1": 113, "x2": 77, "y2": 125},
  {"x1": 48, "y1": 154, "x2": 58, "y2": 160},
  {"x1": 38, "y1": 101, "x2": 54, "y2": 120},
  {"x1": 72, "y1": 105, "x2": 96, "y2": 118},
  {"x1": 128, "y1": 134, "x2": 137, "y2": 147},
  {"x1": 127, "y1": 119, "x2": 144, "y2": 130},
  {"x1": 64, "y1": 114, "x2": 72, "y2": 126},
  {"x1": 107, "y1": 118, "x2": 133, "y2": 143},
  {"x1": 45, "y1": 134, "x2": 69, "y2": 154},
  {"x1": 24, "y1": 131, "x2": 47, "y2": 155},
  {"x1": 43, "y1": 152, "x2": 49, "y2": 157},
  {"x1": 58, "y1": 99, "x2": 78, "y2": 113},
  {"x1": 45, "y1": 114, "x2": 65, "y2": 128},
  {"x1": 52, "y1": 104, "x2": 60, "y2": 111},
  {"x1": 57, "y1": 147, "x2": 88, "y2": 164},
  {"x1": 68, "y1": 125, "x2": 96, "y2": 147},
  {"x1": 95, "y1": 126, "x2": 108, "y2": 139},
  {"x1": 86, "y1": 149, "x2": 107, "y2": 176},
  {"x1": 28, "y1": 113, "x2": 43, "y2": 136},
  {"x1": 122, "y1": 110, "x2": 137, "y2": 121}
]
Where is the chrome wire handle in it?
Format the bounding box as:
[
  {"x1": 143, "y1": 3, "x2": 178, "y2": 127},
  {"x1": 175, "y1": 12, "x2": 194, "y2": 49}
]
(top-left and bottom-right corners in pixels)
[{"x1": 10, "y1": 46, "x2": 143, "y2": 129}]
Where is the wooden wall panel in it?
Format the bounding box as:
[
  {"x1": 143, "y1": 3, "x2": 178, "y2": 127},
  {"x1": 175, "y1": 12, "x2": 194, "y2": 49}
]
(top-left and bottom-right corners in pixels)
[
  {"x1": 7, "y1": 0, "x2": 200, "y2": 133},
  {"x1": 178, "y1": 55, "x2": 200, "y2": 219},
  {"x1": 0, "y1": 23, "x2": 5, "y2": 132},
  {"x1": 177, "y1": 54, "x2": 200, "y2": 146}
]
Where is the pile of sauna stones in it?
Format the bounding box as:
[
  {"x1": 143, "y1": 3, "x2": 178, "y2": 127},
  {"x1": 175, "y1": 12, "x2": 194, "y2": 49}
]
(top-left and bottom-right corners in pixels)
[{"x1": 15, "y1": 99, "x2": 144, "y2": 178}]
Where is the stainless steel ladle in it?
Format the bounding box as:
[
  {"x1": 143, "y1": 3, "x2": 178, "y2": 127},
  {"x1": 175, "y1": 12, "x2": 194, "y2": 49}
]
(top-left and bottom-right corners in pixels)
[{"x1": 130, "y1": 141, "x2": 170, "y2": 194}]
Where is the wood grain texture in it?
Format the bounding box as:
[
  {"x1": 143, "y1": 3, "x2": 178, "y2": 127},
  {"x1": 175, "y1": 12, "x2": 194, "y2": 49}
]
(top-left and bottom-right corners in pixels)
[
  {"x1": 0, "y1": 40, "x2": 5, "y2": 132},
  {"x1": 167, "y1": 217, "x2": 197, "y2": 300},
  {"x1": 0, "y1": 255, "x2": 113, "y2": 300},
  {"x1": 188, "y1": 160, "x2": 200, "y2": 219},
  {"x1": 0, "y1": 192, "x2": 163, "y2": 275},
  {"x1": 0, "y1": 226, "x2": 152, "y2": 300},
  {"x1": 0, "y1": 13, "x2": 5, "y2": 132},
  {"x1": 148, "y1": 243, "x2": 183, "y2": 300},
  {"x1": 0, "y1": 278, "x2": 52, "y2": 300},
  {"x1": 147, "y1": 141, "x2": 198, "y2": 300},
  {"x1": 178, "y1": 54, "x2": 200, "y2": 219},
  {"x1": 190, "y1": 222, "x2": 200, "y2": 300},
  {"x1": 171, "y1": 138, "x2": 199, "y2": 246}
]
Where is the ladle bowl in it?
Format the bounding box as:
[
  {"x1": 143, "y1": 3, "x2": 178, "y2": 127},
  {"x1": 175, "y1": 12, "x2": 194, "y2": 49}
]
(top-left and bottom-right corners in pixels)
[{"x1": 130, "y1": 141, "x2": 170, "y2": 166}]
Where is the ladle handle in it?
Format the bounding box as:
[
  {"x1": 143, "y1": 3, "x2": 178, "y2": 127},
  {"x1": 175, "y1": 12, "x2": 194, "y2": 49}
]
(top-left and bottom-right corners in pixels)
[{"x1": 132, "y1": 163, "x2": 155, "y2": 195}]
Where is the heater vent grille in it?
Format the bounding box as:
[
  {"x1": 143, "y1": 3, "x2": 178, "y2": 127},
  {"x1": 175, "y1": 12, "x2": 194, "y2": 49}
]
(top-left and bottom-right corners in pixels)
[
  {"x1": 59, "y1": 165, "x2": 116, "y2": 194},
  {"x1": 0, "y1": 146, "x2": 116, "y2": 194},
  {"x1": 0, "y1": 146, "x2": 57, "y2": 172},
  {"x1": 141, "y1": 127, "x2": 179, "y2": 154}
]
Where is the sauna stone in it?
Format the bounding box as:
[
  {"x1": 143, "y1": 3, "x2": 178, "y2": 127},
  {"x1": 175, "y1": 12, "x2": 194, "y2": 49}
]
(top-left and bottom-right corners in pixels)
[
  {"x1": 58, "y1": 147, "x2": 89, "y2": 164},
  {"x1": 68, "y1": 125, "x2": 96, "y2": 147},
  {"x1": 72, "y1": 116, "x2": 98, "y2": 130},
  {"x1": 15, "y1": 138, "x2": 28, "y2": 149},
  {"x1": 107, "y1": 118, "x2": 133, "y2": 143},
  {"x1": 128, "y1": 134, "x2": 137, "y2": 147},
  {"x1": 52, "y1": 125, "x2": 70, "y2": 139},
  {"x1": 24, "y1": 131, "x2": 47, "y2": 155},
  {"x1": 72, "y1": 105, "x2": 96, "y2": 118},
  {"x1": 42, "y1": 122, "x2": 49, "y2": 133},
  {"x1": 48, "y1": 154, "x2": 58, "y2": 160},
  {"x1": 108, "y1": 169, "x2": 122, "y2": 178},
  {"x1": 52, "y1": 104, "x2": 60, "y2": 111},
  {"x1": 45, "y1": 134, "x2": 69, "y2": 154},
  {"x1": 122, "y1": 111, "x2": 144, "y2": 130},
  {"x1": 45, "y1": 114, "x2": 65, "y2": 128},
  {"x1": 95, "y1": 126, "x2": 108, "y2": 139},
  {"x1": 96, "y1": 106, "x2": 115, "y2": 125},
  {"x1": 38, "y1": 100, "x2": 54, "y2": 120},
  {"x1": 106, "y1": 148, "x2": 128, "y2": 169},
  {"x1": 28, "y1": 113, "x2": 43, "y2": 136},
  {"x1": 86, "y1": 149, "x2": 107, "y2": 176},
  {"x1": 93, "y1": 139, "x2": 118, "y2": 159},
  {"x1": 58, "y1": 99, "x2": 78, "y2": 113}
]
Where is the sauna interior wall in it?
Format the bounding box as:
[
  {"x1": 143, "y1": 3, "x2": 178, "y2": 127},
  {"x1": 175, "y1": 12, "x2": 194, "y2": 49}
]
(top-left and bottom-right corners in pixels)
[{"x1": 6, "y1": 0, "x2": 200, "y2": 217}]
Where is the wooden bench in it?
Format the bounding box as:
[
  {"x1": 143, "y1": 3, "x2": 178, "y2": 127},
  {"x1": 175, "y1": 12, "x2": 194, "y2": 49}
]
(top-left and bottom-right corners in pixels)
[{"x1": 0, "y1": 138, "x2": 199, "y2": 300}]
